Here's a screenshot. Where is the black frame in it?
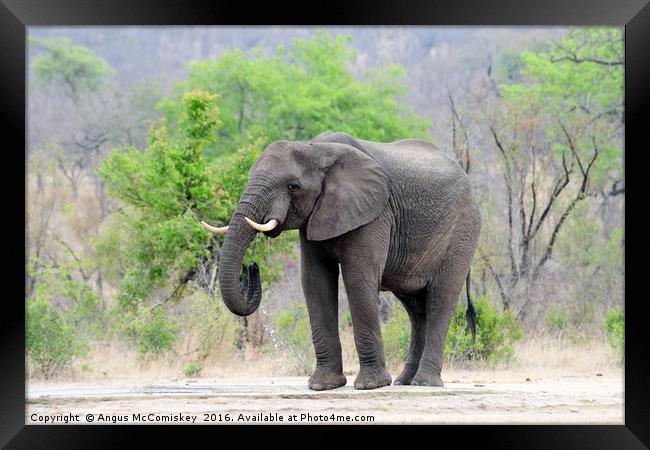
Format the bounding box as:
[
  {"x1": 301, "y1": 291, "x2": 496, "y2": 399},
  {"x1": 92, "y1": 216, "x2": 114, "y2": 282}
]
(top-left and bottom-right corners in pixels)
[{"x1": 2, "y1": 0, "x2": 648, "y2": 447}]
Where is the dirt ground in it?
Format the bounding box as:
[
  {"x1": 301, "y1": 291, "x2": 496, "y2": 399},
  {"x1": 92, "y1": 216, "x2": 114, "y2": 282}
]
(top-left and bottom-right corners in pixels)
[{"x1": 26, "y1": 368, "x2": 623, "y2": 425}]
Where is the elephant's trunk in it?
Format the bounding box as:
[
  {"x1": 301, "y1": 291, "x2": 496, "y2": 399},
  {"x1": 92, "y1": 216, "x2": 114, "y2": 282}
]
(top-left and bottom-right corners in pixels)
[{"x1": 218, "y1": 201, "x2": 263, "y2": 317}]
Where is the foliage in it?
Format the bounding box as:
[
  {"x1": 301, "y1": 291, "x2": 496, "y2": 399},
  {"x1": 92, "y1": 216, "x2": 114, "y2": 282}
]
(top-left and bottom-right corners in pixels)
[
  {"x1": 159, "y1": 30, "x2": 431, "y2": 157},
  {"x1": 100, "y1": 89, "x2": 293, "y2": 312},
  {"x1": 134, "y1": 308, "x2": 178, "y2": 359},
  {"x1": 545, "y1": 309, "x2": 569, "y2": 336},
  {"x1": 555, "y1": 201, "x2": 624, "y2": 333},
  {"x1": 445, "y1": 296, "x2": 523, "y2": 366},
  {"x1": 273, "y1": 302, "x2": 314, "y2": 375},
  {"x1": 382, "y1": 306, "x2": 411, "y2": 368},
  {"x1": 382, "y1": 296, "x2": 523, "y2": 368},
  {"x1": 27, "y1": 259, "x2": 103, "y2": 334},
  {"x1": 26, "y1": 259, "x2": 101, "y2": 377},
  {"x1": 474, "y1": 28, "x2": 624, "y2": 317},
  {"x1": 183, "y1": 361, "x2": 204, "y2": 377},
  {"x1": 604, "y1": 307, "x2": 624, "y2": 357},
  {"x1": 99, "y1": 90, "x2": 224, "y2": 308},
  {"x1": 341, "y1": 309, "x2": 353, "y2": 330},
  {"x1": 500, "y1": 28, "x2": 623, "y2": 186},
  {"x1": 29, "y1": 37, "x2": 113, "y2": 95},
  {"x1": 185, "y1": 288, "x2": 244, "y2": 359},
  {"x1": 26, "y1": 296, "x2": 88, "y2": 379}
]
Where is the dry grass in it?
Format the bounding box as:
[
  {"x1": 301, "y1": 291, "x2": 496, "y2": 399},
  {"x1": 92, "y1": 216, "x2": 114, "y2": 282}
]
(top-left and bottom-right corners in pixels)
[
  {"x1": 28, "y1": 334, "x2": 622, "y2": 386},
  {"x1": 440, "y1": 337, "x2": 622, "y2": 385},
  {"x1": 511, "y1": 337, "x2": 622, "y2": 375}
]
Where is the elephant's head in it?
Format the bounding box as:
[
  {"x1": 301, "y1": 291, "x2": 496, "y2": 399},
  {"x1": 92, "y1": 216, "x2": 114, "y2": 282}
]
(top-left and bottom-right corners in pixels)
[{"x1": 202, "y1": 140, "x2": 390, "y2": 316}]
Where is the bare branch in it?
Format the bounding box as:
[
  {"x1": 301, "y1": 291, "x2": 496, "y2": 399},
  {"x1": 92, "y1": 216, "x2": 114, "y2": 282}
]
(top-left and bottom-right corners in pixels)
[
  {"x1": 559, "y1": 122, "x2": 586, "y2": 177},
  {"x1": 449, "y1": 93, "x2": 471, "y2": 173},
  {"x1": 608, "y1": 179, "x2": 625, "y2": 196},
  {"x1": 533, "y1": 136, "x2": 601, "y2": 278},
  {"x1": 478, "y1": 249, "x2": 510, "y2": 310},
  {"x1": 490, "y1": 126, "x2": 519, "y2": 278},
  {"x1": 550, "y1": 55, "x2": 623, "y2": 66},
  {"x1": 150, "y1": 278, "x2": 189, "y2": 312},
  {"x1": 529, "y1": 149, "x2": 572, "y2": 240},
  {"x1": 533, "y1": 194, "x2": 583, "y2": 278},
  {"x1": 55, "y1": 237, "x2": 94, "y2": 283},
  {"x1": 526, "y1": 144, "x2": 537, "y2": 237}
]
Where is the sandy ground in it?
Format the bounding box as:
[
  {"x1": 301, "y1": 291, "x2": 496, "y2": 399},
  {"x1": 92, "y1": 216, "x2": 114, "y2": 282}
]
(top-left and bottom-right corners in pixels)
[{"x1": 26, "y1": 369, "x2": 623, "y2": 425}]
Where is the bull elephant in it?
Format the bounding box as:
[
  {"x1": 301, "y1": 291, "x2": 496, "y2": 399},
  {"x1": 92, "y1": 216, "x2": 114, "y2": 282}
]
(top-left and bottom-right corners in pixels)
[{"x1": 201, "y1": 131, "x2": 481, "y2": 390}]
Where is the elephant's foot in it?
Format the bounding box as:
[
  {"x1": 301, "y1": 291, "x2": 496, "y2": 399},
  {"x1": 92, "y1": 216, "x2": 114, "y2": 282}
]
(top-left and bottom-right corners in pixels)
[
  {"x1": 354, "y1": 366, "x2": 392, "y2": 390},
  {"x1": 393, "y1": 366, "x2": 418, "y2": 385},
  {"x1": 308, "y1": 368, "x2": 347, "y2": 391},
  {"x1": 410, "y1": 370, "x2": 444, "y2": 387}
]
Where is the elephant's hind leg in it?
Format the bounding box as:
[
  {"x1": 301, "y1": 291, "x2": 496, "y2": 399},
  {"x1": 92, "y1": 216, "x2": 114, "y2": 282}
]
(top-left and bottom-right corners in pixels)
[
  {"x1": 393, "y1": 293, "x2": 426, "y2": 385},
  {"x1": 411, "y1": 262, "x2": 469, "y2": 387}
]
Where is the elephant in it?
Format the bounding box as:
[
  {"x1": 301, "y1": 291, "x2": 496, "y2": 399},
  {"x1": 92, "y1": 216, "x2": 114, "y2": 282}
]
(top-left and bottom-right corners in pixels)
[{"x1": 201, "y1": 131, "x2": 481, "y2": 390}]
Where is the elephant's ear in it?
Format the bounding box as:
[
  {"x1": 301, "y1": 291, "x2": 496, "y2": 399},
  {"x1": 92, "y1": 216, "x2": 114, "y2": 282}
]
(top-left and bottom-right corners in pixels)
[{"x1": 307, "y1": 143, "x2": 390, "y2": 241}]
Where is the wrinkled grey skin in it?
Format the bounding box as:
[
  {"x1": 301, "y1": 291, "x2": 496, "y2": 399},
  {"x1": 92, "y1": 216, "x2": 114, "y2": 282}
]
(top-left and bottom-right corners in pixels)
[{"x1": 216, "y1": 131, "x2": 481, "y2": 390}]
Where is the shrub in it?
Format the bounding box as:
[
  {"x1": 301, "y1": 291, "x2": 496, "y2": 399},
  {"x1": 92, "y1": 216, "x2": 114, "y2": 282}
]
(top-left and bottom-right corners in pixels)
[
  {"x1": 445, "y1": 295, "x2": 523, "y2": 366},
  {"x1": 381, "y1": 296, "x2": 522, "y2": 368},
  {"x1": 26, "y1": 296, "x2": 87, "y2": 378},
  {"x1": 382, "y1": 306, "x2": 411, "y2": 368},
  {"x1": 546, "y1": 309, "x2": 568, "y2": 336},
  {"x1": 273, "y1": 302, "x2": 314, "y2": 375},
  {"x1": 99, "y1": 90, "x2": 294, "y2": 314},
  {"x1": 26, "y1": 261, "x2": 99, "y2": 378},
  {"x1": 186, "y1": 289, "x2": 244, "y2": 359},
  {"x1": 135, "y1": 308, "x2": 178, "y2": 359},
  {"x1": 604, "y1": 307, "x2": 624, "y2": 357},
  {"x1": 340, "y1": 309, "x2": 353, "y2": 330},
  {"x1": 183, "y1": 361, "x2": 204, "y2": 377}
]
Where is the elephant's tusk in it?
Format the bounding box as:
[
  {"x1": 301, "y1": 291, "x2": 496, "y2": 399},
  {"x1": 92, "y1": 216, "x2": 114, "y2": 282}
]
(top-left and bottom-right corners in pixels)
[
  {"x1": 244, "y1": 217, "x2": 278, "y2": 232},
  {"x1": 201, "y1": 220, "x2": 229, "y2": 234}
]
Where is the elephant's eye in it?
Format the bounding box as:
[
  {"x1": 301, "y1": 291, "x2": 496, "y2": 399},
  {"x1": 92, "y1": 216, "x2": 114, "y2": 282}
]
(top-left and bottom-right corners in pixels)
[{"x1": 287, "y1": 182, "x2": 301, "y2": 193}]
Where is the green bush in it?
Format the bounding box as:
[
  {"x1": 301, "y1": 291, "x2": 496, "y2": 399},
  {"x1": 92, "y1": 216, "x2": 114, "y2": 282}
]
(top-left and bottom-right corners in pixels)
[
  {"x1": 382, "y1": 306, "x2": 411, "y2": 368},
  {"x1": 382, "y1": 296, "x2": 522, "y2": 368},
  {"x1": 273, "y1": 302, "x2": 314, "y2": 375},
  {"x1": 28, "y1": 260, "x2": 104, "y2": 336},
  {"x1": 187, "y1": 289, "x2": 244, "y2": 358},
  {"x1": 604, "y1": 307, "x2": 624, "y2": 357},
  {"x1": 25, "y1": 261, "x2": 100, "y2": 378},
  {"x1": 340, "y1": 309, "x2": 353, "y2": 330},
  {"x1": 99, "y1": 90, "x2": 294, "y2": 314},
  {"x1": 26, "y1": 297, "x2": 87, "y2": 378},
  {"x1": 183, "y1": 361, "x2": 204, "y2": 377},
  {"x1": 445, "y1": 295, "x2": 523, "y2": 366},
  {"x1": 135, "y1": 308, "x2": 178, "y2": 359},
  {"x1": 546, "y1": 309, "x2": 568, "y2": 336}
]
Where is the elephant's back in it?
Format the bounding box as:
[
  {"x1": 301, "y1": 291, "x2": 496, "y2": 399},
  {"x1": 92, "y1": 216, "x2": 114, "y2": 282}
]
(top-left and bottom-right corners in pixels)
[
  {"x1": 313, "y1": 131, "x2": 470, "y2": 193},
  {"x1": 360, "y1": 138, "x2": 467, "y2": 188}
]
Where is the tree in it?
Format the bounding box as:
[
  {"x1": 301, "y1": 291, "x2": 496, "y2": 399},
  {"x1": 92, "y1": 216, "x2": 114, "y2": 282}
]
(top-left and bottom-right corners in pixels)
[
  {"x1": 30, "y1": 37, "x2": 113, "y2": 100},
  {"x1": 99, "y1": 90, "x2": 223, "y2": 310},
  {"x1": 477, "y1": 28, "x2": 623, "y2": 318},
  {"x1": 158, "y1": 30, "x2": 431, "y2": 158}
]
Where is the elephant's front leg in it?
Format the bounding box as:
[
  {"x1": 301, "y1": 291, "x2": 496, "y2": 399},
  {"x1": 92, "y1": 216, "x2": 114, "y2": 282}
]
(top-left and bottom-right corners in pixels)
[
  {"x1": 340, "y1": 230, "x2": 392, "y2": 390},
  {"x1": 300, "y1": 235, "x2": 347, "y2": 391},
  {"x1": 342, "y1": 270, "x2": 392, "y2": 389}
]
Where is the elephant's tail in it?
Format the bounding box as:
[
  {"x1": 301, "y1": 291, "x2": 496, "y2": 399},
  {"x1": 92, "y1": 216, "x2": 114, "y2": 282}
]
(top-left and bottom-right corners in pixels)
[{"x1": 465, "y1": 270, "x2": 477, "y2": 345}]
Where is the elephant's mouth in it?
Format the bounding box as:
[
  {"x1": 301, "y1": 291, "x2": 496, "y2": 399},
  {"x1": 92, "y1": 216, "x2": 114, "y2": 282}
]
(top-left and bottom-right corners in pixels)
[{"x1": 263, "y1": 220, "x2": 283, "y2": 238}]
